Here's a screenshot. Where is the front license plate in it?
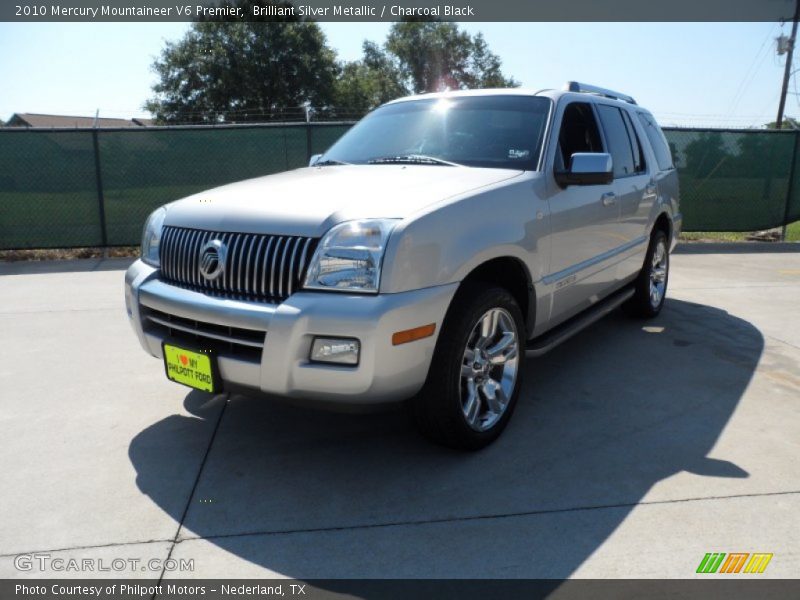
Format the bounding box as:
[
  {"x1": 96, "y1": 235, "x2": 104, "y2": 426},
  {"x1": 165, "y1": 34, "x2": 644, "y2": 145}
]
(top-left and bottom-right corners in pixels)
[{"x1": 163, "y1": 343, "x2": 218, "y2": 393}]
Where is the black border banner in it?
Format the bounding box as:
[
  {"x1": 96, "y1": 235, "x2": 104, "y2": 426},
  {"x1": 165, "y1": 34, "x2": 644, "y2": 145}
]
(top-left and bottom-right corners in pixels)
[
  {"x1": 4, "y1": 579, "x2": 800, "y2": 600},
  {"x1": 2, "y1": 0, "x2": 797, "y2": 22}
]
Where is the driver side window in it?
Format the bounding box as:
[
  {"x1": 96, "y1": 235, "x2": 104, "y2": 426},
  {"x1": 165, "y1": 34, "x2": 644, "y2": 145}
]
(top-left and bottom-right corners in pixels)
[{"x1": 556, "y1": 102, "x2": 604, "y2": 171}]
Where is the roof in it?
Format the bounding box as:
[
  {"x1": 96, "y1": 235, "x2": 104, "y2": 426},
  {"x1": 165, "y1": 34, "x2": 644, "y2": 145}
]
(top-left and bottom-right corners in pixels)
[
  {"x1": 4, "y1": 113, "x2": 153, "y2": 128},
  {"x1": 387, "y1": 84, "x2": 647, "y2": 111},
  {"x1": 387, "y1": 87, "x2": 546, "y2": 104}
]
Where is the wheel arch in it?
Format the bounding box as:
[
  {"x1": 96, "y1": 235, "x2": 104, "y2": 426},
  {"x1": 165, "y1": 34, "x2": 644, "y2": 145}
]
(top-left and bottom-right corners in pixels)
[
  {"x1": 653, "y1": 211, "x2": 673, "y2": 244},
  {"x1": 454, "y1": 256, "x2": 535, "y2": 336}
]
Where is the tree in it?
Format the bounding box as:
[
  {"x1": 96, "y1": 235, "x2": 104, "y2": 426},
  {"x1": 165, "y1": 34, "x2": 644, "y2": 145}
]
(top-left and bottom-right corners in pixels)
[
  {"x1": 146, "y1": 2, "x2": 338, "y2": 123},
  {"x1": 765, "y1": 117, "x2": 800, "y2": 129},
  {"x1": 385, "y1": 22, "x2": 518, "y2": 94},
  {"x1": 148, "y1": 11, "x2": 518, "y2": 121},
  {"x1": 333, "y1": 22, "x2": 519, "y2": 114},
  {"x1": 332, "y1": 41, "x2": 407, "y2": 115}
]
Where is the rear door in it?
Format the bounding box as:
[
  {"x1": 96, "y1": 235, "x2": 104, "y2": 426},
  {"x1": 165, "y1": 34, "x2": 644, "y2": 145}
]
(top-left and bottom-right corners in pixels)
[
  {"x1": 595, "y1": 103, "x2": 652, "y2": 281},
  {"x1": 637, "y1": 110, "x2": 679, "y2": 237}
]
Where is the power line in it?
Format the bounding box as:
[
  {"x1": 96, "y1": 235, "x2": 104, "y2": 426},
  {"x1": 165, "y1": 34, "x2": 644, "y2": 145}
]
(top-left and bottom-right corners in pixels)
[{"x1": 727, "y1": 23, "x2": 779, "y2": 117}]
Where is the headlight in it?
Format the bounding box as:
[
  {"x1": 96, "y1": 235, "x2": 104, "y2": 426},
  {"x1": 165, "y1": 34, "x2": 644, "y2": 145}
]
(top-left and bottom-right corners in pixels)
[
  {"x1": 304, "y1": 219, "x2": 398, "y2": 293},
  {"x1": 140, "y1": 207, "x2": 167, "y2": 267}
]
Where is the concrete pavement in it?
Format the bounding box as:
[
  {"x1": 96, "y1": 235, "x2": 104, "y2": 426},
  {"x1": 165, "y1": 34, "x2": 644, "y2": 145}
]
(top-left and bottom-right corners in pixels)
[{"x1": 0, "y1": 247, "x2": 798, "y2": 580}]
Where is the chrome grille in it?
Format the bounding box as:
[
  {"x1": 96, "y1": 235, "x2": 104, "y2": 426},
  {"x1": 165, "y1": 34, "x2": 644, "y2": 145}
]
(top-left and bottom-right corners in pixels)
[{"x1": 160, "y1": 226, "x2": 317, "y2": 302}]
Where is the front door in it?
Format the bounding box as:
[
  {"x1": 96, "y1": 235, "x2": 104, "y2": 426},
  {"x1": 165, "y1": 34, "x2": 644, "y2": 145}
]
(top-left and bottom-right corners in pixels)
[{"x1": 545, "y1": 101, "x2": 622, "y2": 325}]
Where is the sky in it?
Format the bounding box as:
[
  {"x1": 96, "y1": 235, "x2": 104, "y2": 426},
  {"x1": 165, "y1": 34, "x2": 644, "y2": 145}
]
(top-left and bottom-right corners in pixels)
[{"x1": 0, "y1": 21, "x2": 794, "y2": 127}]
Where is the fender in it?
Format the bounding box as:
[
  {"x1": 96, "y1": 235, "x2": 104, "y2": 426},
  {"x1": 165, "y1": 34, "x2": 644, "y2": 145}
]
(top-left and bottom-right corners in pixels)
[{"x1": 380, "y1": 174, "x2": 549, "y2": 297}]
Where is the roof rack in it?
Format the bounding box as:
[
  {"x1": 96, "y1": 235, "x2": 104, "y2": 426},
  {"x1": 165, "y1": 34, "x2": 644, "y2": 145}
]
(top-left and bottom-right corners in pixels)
[{"x1": 564, "y1": 81, "x2": 637, "y2": 105}]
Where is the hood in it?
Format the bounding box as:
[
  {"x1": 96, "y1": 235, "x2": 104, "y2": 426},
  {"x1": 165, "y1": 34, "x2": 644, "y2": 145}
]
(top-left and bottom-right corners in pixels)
[{"x1": 164, "y1": 165, "x2": 523, "y2": 237}]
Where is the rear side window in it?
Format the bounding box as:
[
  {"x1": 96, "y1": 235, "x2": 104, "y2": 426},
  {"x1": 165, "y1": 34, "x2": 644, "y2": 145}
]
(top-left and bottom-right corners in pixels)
[
  {"x1": 637, "y1": 112, "x2": 674, "y2": 171},
  {"x1": 597, "y1": 105, "x2": 635, "y2": 177},
  {"x1": 622, "y1": 110, "x2": 646, "y2": 173}
]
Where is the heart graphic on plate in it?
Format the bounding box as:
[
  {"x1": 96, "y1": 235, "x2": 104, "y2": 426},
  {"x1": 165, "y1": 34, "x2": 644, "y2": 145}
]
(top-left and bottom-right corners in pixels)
[{"x1": 180, "y1": 355, "x2": 188, "y2": 366}]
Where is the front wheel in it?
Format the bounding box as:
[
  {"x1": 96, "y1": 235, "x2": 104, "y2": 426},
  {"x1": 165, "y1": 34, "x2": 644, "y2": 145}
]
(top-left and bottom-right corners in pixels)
[
  {"x1": 411, "y1": 284, "x2": 525, "y2": 450},
  {"x1": 624, "y1": 228, "x2": 669, "y2": 318}
]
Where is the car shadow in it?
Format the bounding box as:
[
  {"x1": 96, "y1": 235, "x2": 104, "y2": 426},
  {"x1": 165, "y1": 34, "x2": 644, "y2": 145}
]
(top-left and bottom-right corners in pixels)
[{"x1": 129, "y1": 298, "x2": 762, "y2": 585}]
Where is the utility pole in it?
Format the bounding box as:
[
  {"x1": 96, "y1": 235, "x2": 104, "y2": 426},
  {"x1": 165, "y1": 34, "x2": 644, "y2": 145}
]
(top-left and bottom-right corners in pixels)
[
  {"x1": 776, "y1": 0, "x2": 800, "y2": 240},
  {"x1": 777, "y1": 0, "x2": 800, "y2": 131}
]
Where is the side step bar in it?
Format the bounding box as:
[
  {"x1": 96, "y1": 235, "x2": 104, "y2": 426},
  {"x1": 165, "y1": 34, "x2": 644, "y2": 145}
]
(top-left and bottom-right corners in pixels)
[{"x1": 526, "y1": 285, "x2": 635, "y2": 357}]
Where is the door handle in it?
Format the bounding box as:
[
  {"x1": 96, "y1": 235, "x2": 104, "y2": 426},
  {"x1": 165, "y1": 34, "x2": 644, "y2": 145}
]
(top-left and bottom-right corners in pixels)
[
  {"x1": 643, "y1": 180, "x2": 658, "y2": 200},
  {"x1": 601, "y1": 192, "x2": 617, "y2": 207}
]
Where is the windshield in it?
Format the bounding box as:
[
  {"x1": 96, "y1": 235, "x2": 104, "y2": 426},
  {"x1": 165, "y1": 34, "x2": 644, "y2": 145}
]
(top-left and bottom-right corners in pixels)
[{"x1": 321, "y1": 95, "x2": 551, "y2": 171}]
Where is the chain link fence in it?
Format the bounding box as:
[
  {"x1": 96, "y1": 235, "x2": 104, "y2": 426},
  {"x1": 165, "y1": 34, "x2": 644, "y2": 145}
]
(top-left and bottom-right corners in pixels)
[
  {"x1": 0, "y1": 123, "x2": 352, "y2": 249},
  {"x1": 1, "y1": 124, "x2": 800, "y2": 250},
  {"x1": 662, "y1": 127, "x2": 800, "y2": 232}
]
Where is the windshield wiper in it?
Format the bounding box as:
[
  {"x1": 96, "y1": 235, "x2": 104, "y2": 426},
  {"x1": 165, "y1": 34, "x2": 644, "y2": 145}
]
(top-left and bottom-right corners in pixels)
[
  {"x1": 367, "y1": 154, "x2": 460, "y2": 167},
  {"x1": 314, "y1": 159, "x2": 350, "y2": 166}
]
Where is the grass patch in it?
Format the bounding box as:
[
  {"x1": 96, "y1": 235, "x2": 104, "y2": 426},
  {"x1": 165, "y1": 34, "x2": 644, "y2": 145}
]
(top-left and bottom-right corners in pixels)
[
  {"x1": 787, "y1": 220, "x2": 800, "y2": 241},
  {"x1": 0, "y1": 246, "x2": 139, "y2": 262},
  {"x1": 681, "y1": 221, "x2": 800, "y2": 243}
]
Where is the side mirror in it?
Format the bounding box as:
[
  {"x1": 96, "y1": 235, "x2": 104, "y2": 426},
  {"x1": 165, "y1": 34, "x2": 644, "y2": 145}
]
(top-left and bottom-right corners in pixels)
[
  {"x1": 309, "y1": 154, "x2": 323, "y2": 167},
  {"x1": 555, "y1": 152, "x2": 613, "y2": 187}
]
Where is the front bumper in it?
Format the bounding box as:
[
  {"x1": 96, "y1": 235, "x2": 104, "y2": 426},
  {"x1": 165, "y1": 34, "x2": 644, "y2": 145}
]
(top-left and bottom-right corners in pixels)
[{"x1": 125, "y1": 260, "x2": 457, "y2": 406}]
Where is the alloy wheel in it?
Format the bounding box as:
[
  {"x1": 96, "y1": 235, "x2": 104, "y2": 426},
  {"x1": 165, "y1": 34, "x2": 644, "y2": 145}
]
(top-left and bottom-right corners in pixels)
[
  {"x1": 459, "y1": 307, "x2": 520, "y2": 431},
  {"x1": 649, "y1": 238, "x2": 668, "y2": 308}
]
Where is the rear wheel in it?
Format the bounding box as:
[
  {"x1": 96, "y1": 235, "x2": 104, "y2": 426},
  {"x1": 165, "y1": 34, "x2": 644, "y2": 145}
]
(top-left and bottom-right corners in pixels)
[
  {"x1": 624, "y1": 228, "x2": 669, "y2": 318},
  {"x1": 412, "y1": 284, "x2": 524, "y2": 450}
]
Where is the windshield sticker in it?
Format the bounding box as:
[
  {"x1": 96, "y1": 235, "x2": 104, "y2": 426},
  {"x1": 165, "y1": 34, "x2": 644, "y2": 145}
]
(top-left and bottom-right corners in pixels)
[{"x1": 508, "y1": 149, "x2": 530, "y2": 159}]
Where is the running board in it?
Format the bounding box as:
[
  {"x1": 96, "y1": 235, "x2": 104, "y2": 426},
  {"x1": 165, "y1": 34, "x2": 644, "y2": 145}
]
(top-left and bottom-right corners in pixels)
[{"x1": 525, "y1": 286, "x2": 635, "y2": 357}]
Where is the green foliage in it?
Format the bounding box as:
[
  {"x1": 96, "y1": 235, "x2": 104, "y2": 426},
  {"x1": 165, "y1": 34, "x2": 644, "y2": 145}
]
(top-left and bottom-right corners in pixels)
[
  {"x1": 385, "y1": 22, "x2": 518, "y2": 95},
  {"x1": 146, "y1": 2, "x2": 338, "y2": 123},
  {"x1": 765, "y1": 117, "x2": 800, "y2": 129},
  {"x1": 332, "y1": 22, "x2": 519, "y2": 113},
  {"x1": 331, "y1": 41, "x2": 407, "y2": 115},
  {"x1": 149, "y1": 11, "x2": 519, "y2": 121}
]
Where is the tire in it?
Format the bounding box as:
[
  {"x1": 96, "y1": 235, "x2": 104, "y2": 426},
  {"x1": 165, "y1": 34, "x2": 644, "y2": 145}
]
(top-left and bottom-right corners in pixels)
[
  {"x1": 624, "y1": 228, "x2": 669, "y2": 318},
  {"x1": 411, "y1": 283, "x2": 525, "y2": 450}
]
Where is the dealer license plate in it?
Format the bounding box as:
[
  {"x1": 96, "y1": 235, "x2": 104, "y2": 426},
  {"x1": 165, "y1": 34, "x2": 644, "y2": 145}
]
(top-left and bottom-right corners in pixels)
[{"x1": 162, "y1": 343, "x2": 218, "y2": 393}]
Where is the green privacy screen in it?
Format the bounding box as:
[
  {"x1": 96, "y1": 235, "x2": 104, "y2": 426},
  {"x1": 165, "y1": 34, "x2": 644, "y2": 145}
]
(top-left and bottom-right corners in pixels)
[
  {"x1": 662, "y1": 128, "x2": 799, "y2": 231},
  {"x1": 0, "y1": 130, "x2": 104, "y2": 248},
  {"x1": 1, "y1": 123, "x2": 799, "y2": 250},
  {"x1": 0, "y1": 123, "x2": 351, "y2": 249}
]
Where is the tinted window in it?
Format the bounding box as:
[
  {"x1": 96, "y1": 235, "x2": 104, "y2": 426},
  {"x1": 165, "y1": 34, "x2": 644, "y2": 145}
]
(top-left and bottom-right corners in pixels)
[
  {"x1": 322, "y1": 96, "x2": 551, "y2": 171},
  {"x1": 638, "y1": 112, "x2": 674, "y2": 171},
  {"x1": 622, "y1": 110, "x2": 646, "y2": 173},
  {"x1": 557, "y1": 102, "x2": 604, "y2": 170},
  {"x1": 597, "y1": 105, "x2": 635, "y2": 177}
]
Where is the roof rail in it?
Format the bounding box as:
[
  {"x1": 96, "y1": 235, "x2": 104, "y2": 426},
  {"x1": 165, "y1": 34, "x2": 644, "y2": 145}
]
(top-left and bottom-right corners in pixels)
[{"x1": 564, "y1": 81, "x2": 637, "y2": 105}]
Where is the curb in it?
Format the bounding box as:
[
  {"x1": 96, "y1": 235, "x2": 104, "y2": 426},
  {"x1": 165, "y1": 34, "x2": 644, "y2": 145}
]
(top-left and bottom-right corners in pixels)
[
  {"x1": 0, "y1": 257, "x2": 135, "y2": 275},
  {"x1": 674, "y1": 242, "x2": 800, "y2": 254}
]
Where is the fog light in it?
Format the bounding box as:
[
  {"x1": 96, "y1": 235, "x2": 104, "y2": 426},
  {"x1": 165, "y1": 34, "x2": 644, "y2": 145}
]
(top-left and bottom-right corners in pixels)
[{"x1": 310, "y1": 337, "x2": 360, "y2": 365}]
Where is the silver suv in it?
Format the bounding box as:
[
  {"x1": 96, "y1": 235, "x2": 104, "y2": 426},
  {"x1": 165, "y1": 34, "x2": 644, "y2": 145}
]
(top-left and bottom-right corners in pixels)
[{"x1": 125, "y1": 82, "x2": 681, "y2": 450}]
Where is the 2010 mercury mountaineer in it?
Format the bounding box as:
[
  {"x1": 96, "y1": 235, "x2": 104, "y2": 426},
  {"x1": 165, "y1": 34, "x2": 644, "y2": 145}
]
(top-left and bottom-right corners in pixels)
[{"x1": 125, "y1": 82, "x2": 681, "y2": 449}]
